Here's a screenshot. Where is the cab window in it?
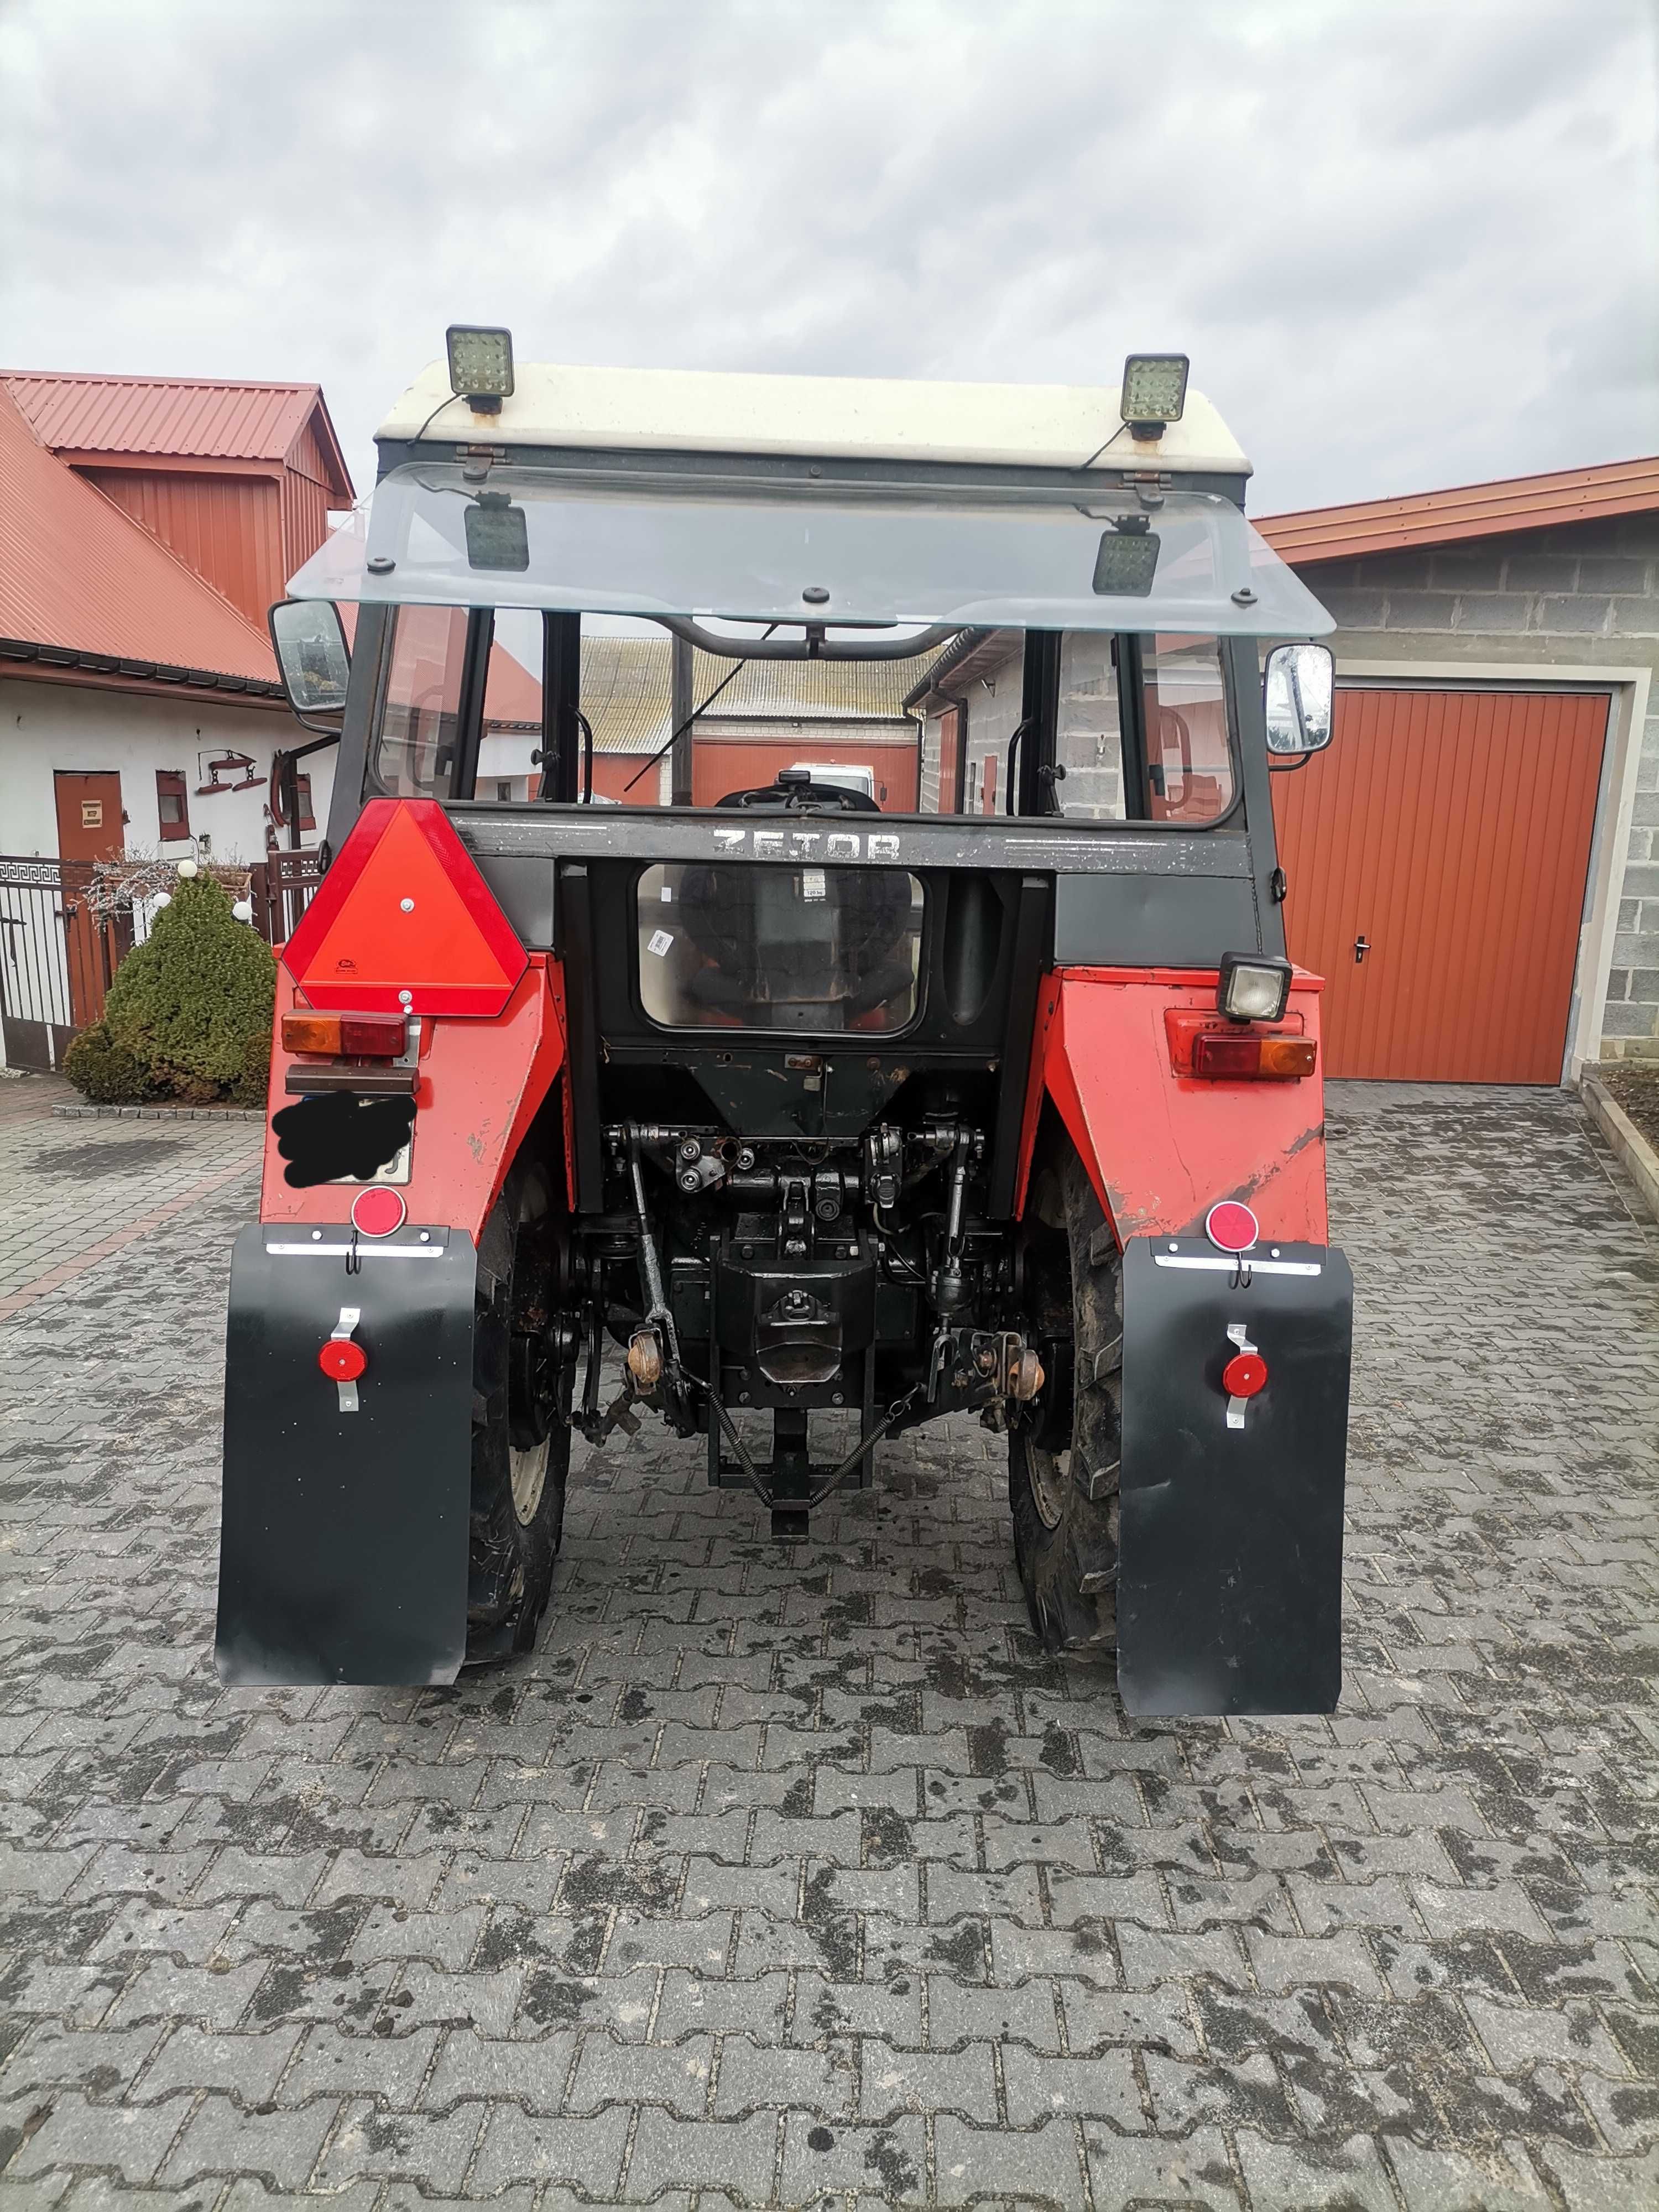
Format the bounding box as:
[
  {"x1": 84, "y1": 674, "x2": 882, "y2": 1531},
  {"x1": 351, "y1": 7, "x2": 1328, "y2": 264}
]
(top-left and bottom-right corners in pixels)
[
  {"x1": 374, "y1": 606, "x2": 469, "y2": 797},
  {"x1": 1053, "y1": 632, "x2": 1233, "y2": 823}
]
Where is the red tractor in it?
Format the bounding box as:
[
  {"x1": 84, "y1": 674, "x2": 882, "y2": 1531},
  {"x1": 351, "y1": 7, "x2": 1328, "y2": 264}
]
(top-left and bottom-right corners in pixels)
[{"x1": 220, "y1": 334, "x2": 1350, "y2": 1714}]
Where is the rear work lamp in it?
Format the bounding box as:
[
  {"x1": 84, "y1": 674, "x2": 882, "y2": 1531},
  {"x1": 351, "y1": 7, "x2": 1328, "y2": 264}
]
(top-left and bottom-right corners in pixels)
[
  {"x1": 1120, "y1": 353, "x2": 1190, "y2": 435},
  {"x1": 281, "y1": 1013, "x2": 408, "y2": 1058},
  {"x1": 446, "y1": 324, "x2": 515, "y2": 410},
  {"x1": 1218, "y1": 952, "x2": 1292, "y2": 1025}
]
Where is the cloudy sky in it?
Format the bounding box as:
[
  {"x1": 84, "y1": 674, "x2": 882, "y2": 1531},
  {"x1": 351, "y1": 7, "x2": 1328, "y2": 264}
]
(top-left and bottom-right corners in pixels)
[{"x1": 2, "y1": 0, "x2": 1654, "y2": 515}]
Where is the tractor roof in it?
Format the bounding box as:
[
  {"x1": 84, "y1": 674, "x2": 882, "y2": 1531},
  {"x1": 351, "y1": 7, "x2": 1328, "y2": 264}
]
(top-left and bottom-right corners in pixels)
[{"x1": 376, "y1": 359, "x2": 1250, "y2": 478}]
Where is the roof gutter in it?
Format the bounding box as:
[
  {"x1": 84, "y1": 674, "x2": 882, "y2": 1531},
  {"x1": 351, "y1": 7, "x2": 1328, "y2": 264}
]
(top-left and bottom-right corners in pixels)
[
  {"x1": 903, "y1": 628, "x2": 1008, "y2": 713},
  {"x1": 0, "y1": 635, "x2": 282, "y2": 698}
]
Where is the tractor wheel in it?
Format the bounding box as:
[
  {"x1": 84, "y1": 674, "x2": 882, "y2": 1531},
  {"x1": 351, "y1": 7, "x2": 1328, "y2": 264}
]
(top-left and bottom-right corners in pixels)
[
  {"x1": 465, "y1": 1165, "x2": 571, "y2": 1663},
  {"x1": 1009, "y1": 1147, "x2": 1121, "y2": 1652}
]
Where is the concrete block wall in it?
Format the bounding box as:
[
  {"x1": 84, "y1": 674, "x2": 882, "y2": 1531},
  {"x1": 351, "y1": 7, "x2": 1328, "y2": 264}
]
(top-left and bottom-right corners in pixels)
[
  {"x1": 1056, "y1": 633, "x2": 1126, "y2": 820},
  {"x1": 1296, "y1": 513, "x2": 1659, "y2": 1060}
]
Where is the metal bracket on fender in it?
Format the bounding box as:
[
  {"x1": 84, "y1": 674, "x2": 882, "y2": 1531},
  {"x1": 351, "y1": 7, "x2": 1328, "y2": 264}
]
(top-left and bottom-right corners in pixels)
[
  {"x1": 215, "y1": 1223, "x2": 477, "y2": 1687},
  {"x1": 1117, "y1": 1234, "x2": 1353, "y2": 1717}
]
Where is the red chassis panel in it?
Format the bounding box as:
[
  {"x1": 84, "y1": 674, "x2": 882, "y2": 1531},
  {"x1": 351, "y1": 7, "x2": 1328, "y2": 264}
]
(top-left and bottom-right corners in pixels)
[
  {"x1": 1016, "y1": 966, "x2": 1329, "y2": 1245},
  {"x1": 260, "y1": 953, "x2": 567, "y2": 1240}
]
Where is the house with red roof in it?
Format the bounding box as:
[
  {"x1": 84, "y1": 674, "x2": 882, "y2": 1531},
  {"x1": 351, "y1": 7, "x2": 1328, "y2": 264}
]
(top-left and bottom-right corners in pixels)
[{"x1": 0, "y1": 369, "x2": 352, "y2": 1067}]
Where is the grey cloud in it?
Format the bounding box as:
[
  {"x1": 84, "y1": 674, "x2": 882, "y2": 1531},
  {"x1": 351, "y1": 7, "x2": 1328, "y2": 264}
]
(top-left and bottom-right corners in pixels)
[{"x1": 0, "y1": 0, "x2": 1652, "y2": 515}]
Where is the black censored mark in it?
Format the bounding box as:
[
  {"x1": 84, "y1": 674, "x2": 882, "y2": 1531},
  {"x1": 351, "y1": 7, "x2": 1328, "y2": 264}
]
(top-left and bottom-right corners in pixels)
[{"x1": 271, "y1": 1093, "x2": 416, "y2": 1188}]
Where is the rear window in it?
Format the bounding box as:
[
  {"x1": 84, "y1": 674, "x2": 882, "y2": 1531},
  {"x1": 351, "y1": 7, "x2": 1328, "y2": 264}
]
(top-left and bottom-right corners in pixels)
[{"x1": 637, "y1": 862, "x2": 923, "y2": 1032}]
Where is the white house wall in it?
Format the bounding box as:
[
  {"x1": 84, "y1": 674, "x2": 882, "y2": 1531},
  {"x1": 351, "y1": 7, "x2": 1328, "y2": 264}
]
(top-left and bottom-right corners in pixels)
[{"x1": 0, "y1": 677, "x2": 332, "y2": 865}]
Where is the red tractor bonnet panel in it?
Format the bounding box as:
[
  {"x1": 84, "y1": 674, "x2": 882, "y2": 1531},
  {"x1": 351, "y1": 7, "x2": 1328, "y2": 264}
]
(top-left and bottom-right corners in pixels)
[{"x1": 282, "y1": 799, "x2": 526, "y2": 1015}]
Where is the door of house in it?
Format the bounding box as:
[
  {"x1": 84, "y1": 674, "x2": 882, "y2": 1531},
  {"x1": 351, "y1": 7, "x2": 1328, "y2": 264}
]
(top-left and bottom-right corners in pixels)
[
  {"x1": 53, "y1": 771, "x2": 126, "y2": 1033},
  {"x1": 1270, "y1": 687, "x2": 1608, "y2": 1082}
]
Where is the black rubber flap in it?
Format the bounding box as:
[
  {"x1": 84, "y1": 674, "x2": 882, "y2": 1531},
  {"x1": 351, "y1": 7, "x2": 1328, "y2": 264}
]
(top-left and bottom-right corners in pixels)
[
  {"x1": 216, "y1": 1223, "x2": 474, "y2": 1686},
  {"x1": 1118, "y1": 1236, "x2": 1352, "y2": 1717}
]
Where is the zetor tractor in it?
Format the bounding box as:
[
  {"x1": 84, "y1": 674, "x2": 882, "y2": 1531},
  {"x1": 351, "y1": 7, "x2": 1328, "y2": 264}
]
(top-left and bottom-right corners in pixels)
[{"x1": 221, "y1": 333, "x2": 1352, "y2": 1715}]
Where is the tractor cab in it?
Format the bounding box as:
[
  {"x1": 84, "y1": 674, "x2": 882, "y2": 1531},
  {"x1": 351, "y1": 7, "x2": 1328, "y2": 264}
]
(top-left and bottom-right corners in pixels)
[{"x1": 228, "y1": 334, "x2": 1352, "y2": 1716}]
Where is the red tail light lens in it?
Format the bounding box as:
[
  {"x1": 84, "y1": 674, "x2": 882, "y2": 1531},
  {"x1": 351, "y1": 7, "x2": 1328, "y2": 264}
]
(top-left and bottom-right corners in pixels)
[
  {"x1": 281, "y1": 1012, "x2": 407, "y2": 1057},
  {"x1": 1191, "y1": 1034, "x2": 1317, "y2": 1080}
]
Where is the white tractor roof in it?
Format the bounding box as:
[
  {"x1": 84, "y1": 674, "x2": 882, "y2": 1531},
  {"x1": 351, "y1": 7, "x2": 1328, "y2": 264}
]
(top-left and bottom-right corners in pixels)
[{"x1": 377, "y1": 359, "x2": 1250, "y2": 477}]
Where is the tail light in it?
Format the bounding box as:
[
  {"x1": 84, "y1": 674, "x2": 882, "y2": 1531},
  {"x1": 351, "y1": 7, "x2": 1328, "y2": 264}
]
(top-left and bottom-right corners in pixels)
[
  {"x1": 1191, "y1": 1034, "x2": 1317, "y2": 1081},
  {"x1": 281, "y1": 1012, "x2": 408, "y2": 1057}
]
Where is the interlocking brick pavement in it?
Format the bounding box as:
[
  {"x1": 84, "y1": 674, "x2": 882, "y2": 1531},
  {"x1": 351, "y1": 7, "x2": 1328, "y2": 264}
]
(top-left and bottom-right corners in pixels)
[{"x1": 1, "y1": 1079, "x2": 1657, "y2": 2209}]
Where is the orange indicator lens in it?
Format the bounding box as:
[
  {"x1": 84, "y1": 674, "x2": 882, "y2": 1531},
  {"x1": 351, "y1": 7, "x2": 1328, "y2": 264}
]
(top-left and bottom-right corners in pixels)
[
  {"x1": 281, "y1": 1013, "x2": 406, "y2": 1057},
  {"x1": 1191, "y1": 1034, "x2": 1317, "y2": 1079}
]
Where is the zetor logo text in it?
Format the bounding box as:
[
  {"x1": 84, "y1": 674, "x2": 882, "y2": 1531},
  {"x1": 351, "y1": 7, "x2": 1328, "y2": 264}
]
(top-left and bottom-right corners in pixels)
[{"x1": 712, "y1": 828, "x2": 901, "y2": 860}]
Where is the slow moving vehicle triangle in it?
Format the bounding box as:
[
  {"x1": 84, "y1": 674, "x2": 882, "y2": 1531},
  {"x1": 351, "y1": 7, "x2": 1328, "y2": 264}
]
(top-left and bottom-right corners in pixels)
[{"x1": 281, "y1": 797, "x2": 525, "y2": 1015}]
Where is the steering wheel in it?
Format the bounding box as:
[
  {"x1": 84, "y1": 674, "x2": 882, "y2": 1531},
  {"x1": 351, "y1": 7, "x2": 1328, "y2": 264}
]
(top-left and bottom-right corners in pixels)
[{"x1": 715, "y1": 767, "x2": 879, "y2": 813}]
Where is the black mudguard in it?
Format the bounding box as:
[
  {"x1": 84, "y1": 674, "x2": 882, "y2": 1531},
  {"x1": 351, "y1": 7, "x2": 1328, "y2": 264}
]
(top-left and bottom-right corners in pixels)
[
  {"x1": 216, "y1": 1222, "x2": 476, "y2": 1687},
  {"x1": 1117, "y1": 1235, "x2": 1352, "y2": 1717}
]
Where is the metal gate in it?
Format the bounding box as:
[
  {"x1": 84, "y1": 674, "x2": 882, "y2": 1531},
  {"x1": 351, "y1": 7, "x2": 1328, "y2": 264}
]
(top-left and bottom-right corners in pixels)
[
  {"x1": 1, "y1": 849, "x2": 323, "y2": 1073},
  {"x1": 248, "y1": 850, "x2": 324, "y2": 946},
  {"x1": 0, "y1": 857, "x2": 133, "y2": 1072}
]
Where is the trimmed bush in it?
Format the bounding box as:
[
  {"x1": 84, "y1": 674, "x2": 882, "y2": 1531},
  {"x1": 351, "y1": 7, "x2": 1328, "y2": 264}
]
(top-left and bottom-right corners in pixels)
[
  {"x1": 61, "y1": 1020, "x2": 157, "y2": 1104},
  {"x1": 65, "y1": 874, "x2": 276, "y2": 1107}
]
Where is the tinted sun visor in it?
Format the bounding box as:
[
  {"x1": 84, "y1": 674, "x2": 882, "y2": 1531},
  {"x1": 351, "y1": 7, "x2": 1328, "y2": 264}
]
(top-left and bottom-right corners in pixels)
[{"x1": 290, "y1": 467, "x2": 1333, "y2": 636}]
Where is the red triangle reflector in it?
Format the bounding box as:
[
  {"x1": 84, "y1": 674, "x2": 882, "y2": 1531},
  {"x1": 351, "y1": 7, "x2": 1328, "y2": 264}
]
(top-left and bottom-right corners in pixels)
[{"x1": 282, "y1": 799, "x2": 526, "y2": 1016}]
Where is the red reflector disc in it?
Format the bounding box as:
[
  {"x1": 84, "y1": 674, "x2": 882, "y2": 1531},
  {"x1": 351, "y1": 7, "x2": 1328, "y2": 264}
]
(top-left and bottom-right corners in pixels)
[
  {"x1": 351, "y1": 1186, "x2": 406, "y2": 1238},
  {"x1": 319, "y1": 1339, "x2": 367, "y2": 1383},
  {"x1": 1222, "y1": 1350, "x2": 1268, "y2": 1398},
  {"x1": 1205, "y1": 1200, "x2": 1259, "y2": 1253}
]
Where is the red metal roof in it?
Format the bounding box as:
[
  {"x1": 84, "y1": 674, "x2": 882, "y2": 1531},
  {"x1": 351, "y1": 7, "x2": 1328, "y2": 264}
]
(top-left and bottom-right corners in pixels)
[
  {"x1": 1259, "y1": 454, "x2": 1659, "y2": 565},
  {"x1": 0, "y1": 386, "x2": 279, "y2": 686},
  {"x1": 1, "y1": 371, "x2": 352, "y2": 500}
]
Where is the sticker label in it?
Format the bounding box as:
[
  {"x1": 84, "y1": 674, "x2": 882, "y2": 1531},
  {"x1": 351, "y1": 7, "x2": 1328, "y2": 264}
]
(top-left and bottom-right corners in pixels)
[
  {"x1": 802, "y1": 868, "x2": 826, "y2": 902},
  {"x1": 646, "y1": 928, "x2": 675, "y2": 957}
]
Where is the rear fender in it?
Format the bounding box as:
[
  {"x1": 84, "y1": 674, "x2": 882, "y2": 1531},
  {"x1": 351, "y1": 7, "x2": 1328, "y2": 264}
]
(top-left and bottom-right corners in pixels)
[
  {"x1": 259, "y1": 953, "x2": 566, "y2": 1240},
  {"x1": 1016, "y1": 966, "x2": 1328, "y2": 1244}
]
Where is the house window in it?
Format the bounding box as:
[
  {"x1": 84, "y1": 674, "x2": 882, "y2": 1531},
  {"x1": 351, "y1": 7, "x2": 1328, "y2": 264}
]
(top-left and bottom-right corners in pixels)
[
  {"x1": 156, "y1": 770, "x2": 190, "y2": 842},
  {"x1": 496, "y1": 779, "x2": 514, "y2": 802}
]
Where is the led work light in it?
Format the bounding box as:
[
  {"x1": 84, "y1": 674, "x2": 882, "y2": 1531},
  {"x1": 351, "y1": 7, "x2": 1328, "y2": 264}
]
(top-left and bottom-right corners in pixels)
[
  {"x1": 446, "y1": 325, "x2": 515, "y2": 409},
  {"x1": 1217, "y1": 951, "x2": 1293, "y2": 1025},
  {"x1": 1120, "y1": 353, "x2": 1190, "y2": 434}
]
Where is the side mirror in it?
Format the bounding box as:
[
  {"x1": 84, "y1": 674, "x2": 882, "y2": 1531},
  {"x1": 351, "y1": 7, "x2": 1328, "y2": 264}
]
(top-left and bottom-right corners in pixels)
[
  {"x1": 270, "y1": 599, "x2": 350, "y2": 733},
  {"x1": 1263, "y1": 641, "x2": 1334, "y2": 755}
]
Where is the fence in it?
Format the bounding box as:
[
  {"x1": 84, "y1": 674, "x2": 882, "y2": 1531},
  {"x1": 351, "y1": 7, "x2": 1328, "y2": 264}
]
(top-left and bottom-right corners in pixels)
[
  {"x1": 248, "y1": 850, "x2": 325, "y2": 948},
  {"x1": 0, "y1": 849, "x2": 323, "y2": 1073}
]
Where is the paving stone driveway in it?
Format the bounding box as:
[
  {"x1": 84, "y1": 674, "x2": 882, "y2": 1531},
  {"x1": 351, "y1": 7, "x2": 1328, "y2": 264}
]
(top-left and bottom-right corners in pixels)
[{"x1": 1, "y1": 1078, "x2": 1657, "y2": 2211}]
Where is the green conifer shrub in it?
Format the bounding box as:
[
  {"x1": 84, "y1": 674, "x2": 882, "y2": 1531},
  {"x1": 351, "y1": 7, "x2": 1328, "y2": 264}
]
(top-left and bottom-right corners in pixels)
[
  {"x1": 64, "y1": 874, "x2": 275, "y2": 1107},
  {"x1": 61, "y1": 1021, "x2": 156, "y2": 1104}
]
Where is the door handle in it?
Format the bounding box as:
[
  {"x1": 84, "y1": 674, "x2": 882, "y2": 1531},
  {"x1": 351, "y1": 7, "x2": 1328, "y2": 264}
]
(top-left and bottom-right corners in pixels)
[{"x1": 1354, "y1": 935, "x2": 1370, "y2": 964}]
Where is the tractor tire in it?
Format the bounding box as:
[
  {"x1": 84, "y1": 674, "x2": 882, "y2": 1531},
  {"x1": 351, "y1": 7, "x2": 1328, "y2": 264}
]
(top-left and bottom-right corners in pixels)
[
  {"x1": 465, "y1": 1165, "x2": 570, "y2": 1664},
  {"x1": 1009, "y1": 1146, "x2": 1121, "y2": 1653}
]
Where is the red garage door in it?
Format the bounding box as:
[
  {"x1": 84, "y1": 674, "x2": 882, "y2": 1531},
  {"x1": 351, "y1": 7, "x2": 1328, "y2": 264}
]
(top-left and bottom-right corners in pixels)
[{"x1": 1270, "y1": 688, "x2": 1607, "y2": 1082}]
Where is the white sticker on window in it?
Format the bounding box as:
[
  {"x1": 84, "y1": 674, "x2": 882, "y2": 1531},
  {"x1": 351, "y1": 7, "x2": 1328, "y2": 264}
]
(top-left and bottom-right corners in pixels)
[
  {"x1": 646, "y1": 928, "x2": 675, "y2": 957},
  {"x1": 660, "y1": 884, "x2": 673, "y2": 901},
  {"x1": 801, "y1": 868, "x2": 826, "y2": 902}
]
